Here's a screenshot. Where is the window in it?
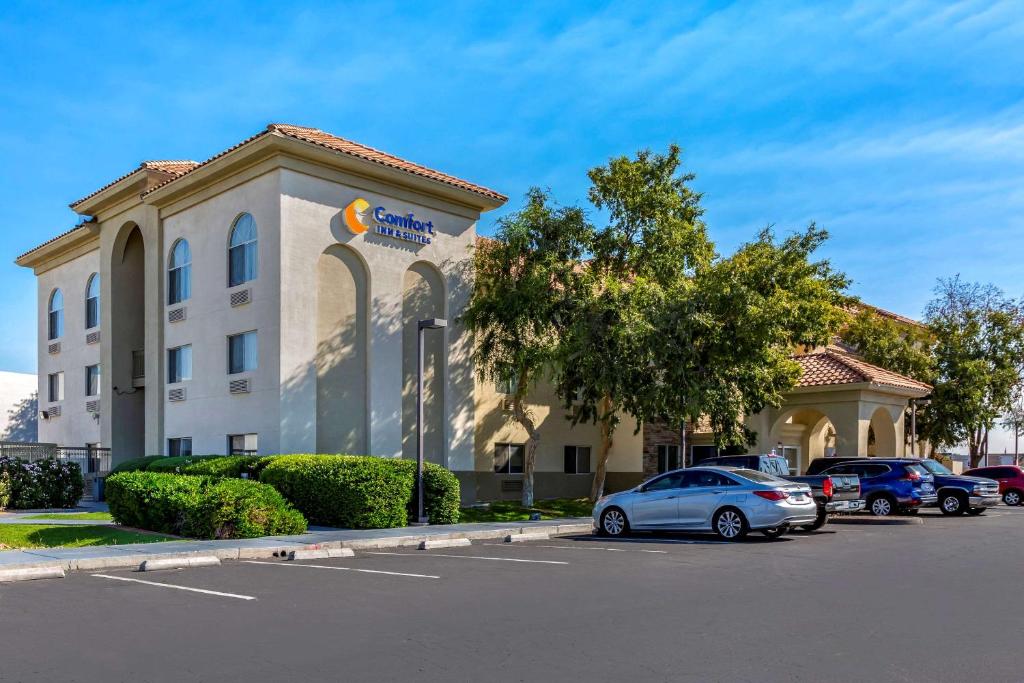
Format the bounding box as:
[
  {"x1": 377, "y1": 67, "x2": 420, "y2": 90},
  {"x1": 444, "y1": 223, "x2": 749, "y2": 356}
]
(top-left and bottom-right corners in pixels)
[
  {"x1": 228, "y1": 433, "x2": 258, "y2": 456},
  {"x1": 228, "y1": 332, "x2": 257, "y2": 374},
  {"x1": 643, "y1": 472, "x2": 685, "y2": 491},
  {"x1": 564, "y1": 445, "x2": 591, "y2": 474},
  {"x1": 690, "y1": 445, "x2": 719, "y2": 466},
  {"x1": 168, "y1": 239, "x2": 192, "y2": 305},
  {"x1": 228, "y1": 213, "x2": 258, "y2": 286},
  {"x1": 85, "y1": 274, "x2": 100, "y2": 329},
  {"x1": 47, "y1": 372, "x2": 64, "y2": 402},
  {"x1": 493, "y1": 443, "x2": 525, "y2": 474},
  {"x1": 85, "y1": 364, "x2": 100, "y2": 396},
  {"x1": 168, "y1": 437, "x2": 193, "y2": 457},
  {"x1": 168, "y1": 345, "x2": 193, "y2": 383},
  {"x1": 48, "y1": 289, "x2": 64, "y2": 340},
  {"x1": 496, "y1": 373, "x2": 518, "y2": 395},
  {"x1": 688, "y1": 471, "x2": 739, "y2": 488},
  {"x1": 657, "y1": 445, "x2": 681, "y2": 473}
]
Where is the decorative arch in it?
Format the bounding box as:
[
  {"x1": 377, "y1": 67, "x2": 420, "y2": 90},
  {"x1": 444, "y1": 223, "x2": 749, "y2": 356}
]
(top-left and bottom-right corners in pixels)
[
  {"x1": 868, "y1": 406, "x2": 899, "y2": 457},
  {"x1": 109, "y1": 221, "x2": 146, "y2": 461},
  {"x1": 315, "y1": 244, "x2": 370, "y2": 454},
  {"x1": 401, "y1": 261, "x2": 447, "y2": 464}
]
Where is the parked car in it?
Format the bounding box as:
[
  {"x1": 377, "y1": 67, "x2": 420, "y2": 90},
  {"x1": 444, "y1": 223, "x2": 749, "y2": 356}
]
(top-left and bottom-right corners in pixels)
[
  {"x1": 915, "y1": 459, "x2": 1001, "y2": 515},
  {"x1": 963, "y1": 465, "x2": 1024, "y2": 506},
  {"x1": 699, "y1": 454, "x2": 864, "y2": 529},
  {"x1": 807, "y1": 458, "x2": 937, "y2": 516},
  {"x1": 593, "y1": 466, "x2": 818, "y2": 541}
]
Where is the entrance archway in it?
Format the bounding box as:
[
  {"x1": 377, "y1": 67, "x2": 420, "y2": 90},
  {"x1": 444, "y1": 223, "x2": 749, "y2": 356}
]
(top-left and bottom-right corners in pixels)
[
  {"x1": 868, "y1": 406, "x2": 899, "y2": 457},
  {"x1": 110, "y1": 224, "x2": 146, "y2": 460}
]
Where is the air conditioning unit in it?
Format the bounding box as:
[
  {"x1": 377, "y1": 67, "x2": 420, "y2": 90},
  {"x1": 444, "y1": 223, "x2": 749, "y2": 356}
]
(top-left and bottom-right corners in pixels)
[
  {"x1": 501, "y1": 397, "x2": 516, "y2": 412},
  {"x1": 85, "y1": 400, "x2": 100, "y2": 413},
  {"x1": 229, "y1": 288, "x2": 252, "y2": 307},
  {"x1": 40, "y1": 410, "x2": 50, "y2": 420},
  {"x1": 48, "y1": 342, "x2": 61, "y2": 355},
  {"x1": 229, "y1": 378, "x2": 251, "y2": 395},
  {"x1": 86, "y1": 331, "x2": 101, "y2": 345},
  {"x1": 168, "y1": 307, "x2": 186, "y2": 323},
  {"x1": 168, "y1": 387, "x2": 186, "y2": 402}
]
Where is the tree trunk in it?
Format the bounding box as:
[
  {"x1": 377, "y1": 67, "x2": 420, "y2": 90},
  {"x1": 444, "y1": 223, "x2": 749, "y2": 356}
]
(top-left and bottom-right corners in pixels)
[
  {"x1": 511, "y1": 374, "x2": 540, "y2": 508},
  {"x1": 589, "y1": 394, "x2": 615, "y2": 502}
]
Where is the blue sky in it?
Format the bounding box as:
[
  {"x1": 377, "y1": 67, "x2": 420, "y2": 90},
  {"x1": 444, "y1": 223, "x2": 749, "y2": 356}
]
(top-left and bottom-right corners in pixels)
[{"x1": 2, "y1": 0, "x2": 1023, "y2": 378}]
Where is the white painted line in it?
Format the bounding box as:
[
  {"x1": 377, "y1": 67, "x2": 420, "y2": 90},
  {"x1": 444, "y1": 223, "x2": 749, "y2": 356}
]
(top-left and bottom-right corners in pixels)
[
  {"x1": 483, "y1": 543, "x2": 667, "y2": 554},
  {"x1": 367, "y1": 551, "x2": 568, "y2": 565},
  {"x1": 241, "y1": 560, "x2": 440, "y2": 579},
  {"x1": 92, "y1": 574, "x2": 256, "y2": 600}
]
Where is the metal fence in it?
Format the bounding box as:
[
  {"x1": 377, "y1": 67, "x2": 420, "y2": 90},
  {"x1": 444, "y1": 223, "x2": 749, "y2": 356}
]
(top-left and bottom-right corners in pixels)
[{"x1": 0, "y1": 441, "x2": 112, "y2": 474}]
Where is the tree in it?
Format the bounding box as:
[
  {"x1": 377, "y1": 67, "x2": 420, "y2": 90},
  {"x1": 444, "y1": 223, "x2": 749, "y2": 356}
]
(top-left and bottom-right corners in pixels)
[
  {"x1": 1000, "y1": 388, "x2": 1024, "y2": 466},
  {"x1": 924, "y1": 277, "x2": 1024, "y2": 466},
  {"x1": 461, "y1": 188, "x2": 591, "y2": 506}
]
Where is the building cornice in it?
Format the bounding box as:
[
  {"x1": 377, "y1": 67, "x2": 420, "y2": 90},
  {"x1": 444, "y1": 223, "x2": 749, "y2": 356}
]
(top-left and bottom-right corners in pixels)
[{"x1": 15, "y1": 223, "x2": 100, "y2": 274}]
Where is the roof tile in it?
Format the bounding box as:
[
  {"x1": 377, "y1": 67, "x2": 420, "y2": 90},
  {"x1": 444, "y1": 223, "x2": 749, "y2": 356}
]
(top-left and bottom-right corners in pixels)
[{"x1": 793, "y1": 349, "x2": 932, "y2": 392}]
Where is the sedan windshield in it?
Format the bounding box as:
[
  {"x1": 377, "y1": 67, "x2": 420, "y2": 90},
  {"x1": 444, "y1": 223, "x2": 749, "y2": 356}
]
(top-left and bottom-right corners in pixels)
[
  {"x1": 919, "y1": 459, "x2": 951, "y2": 476},
  {"x1": 732, "y1": 469, "x2": 785, "y2": 483}
]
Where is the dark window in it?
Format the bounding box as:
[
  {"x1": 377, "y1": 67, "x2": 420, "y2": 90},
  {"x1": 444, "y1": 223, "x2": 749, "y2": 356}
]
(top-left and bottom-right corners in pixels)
[
  {"x1": 564, "y1": 446, "x2": 591, "y2": 474},
  {"x1": 48, "y1": 289, "x2": 64, "y2": 340},
  {"x1": 228, "y1": 433, "x2": 258, "y2": 456},
  {"x1": 690, "y1": 445, "x2": 718, "y2": 465},
  {"x1": 688, "y1": 471, "x2": 739, "y2": 488},
  {"x1": 228, "y1": 213, "x2": 258, "y2": 286},
  {"x1": 168, "y1": 239, "x2": 192, "y2": 304},
  {"x1": 47, "y1": 372, "x2": 64, "y2": 402},
  {"x1": 168, "y1": 438, "x2": 192, "y2": 457},
  {"x1": 85, "y1": 274, "x2": 100, "y2": 329},
  {"x1": 85, "y1": 364, "x2": 100, "y2": 397},
  {"x1": 644, "y1": 472, "x2": 685, "y2": 491},
  {"x1": 168, "y1": 345, "x2": 192, "y2": 383},
  {"x1": 657, "y1": 445, "x2": 681, "y2": 473},
  {"x1": 228, "y1": 332, "x2": 257, "y2": 374},
  {"x1": 494, "y1": 443, "x2": 525, "y2": 474}
]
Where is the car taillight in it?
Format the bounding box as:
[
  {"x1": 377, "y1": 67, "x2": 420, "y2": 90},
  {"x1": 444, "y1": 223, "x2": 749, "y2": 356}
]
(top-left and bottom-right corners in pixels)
[
  {"x1": 822, "y1": 476, "x2": 834, "y2": 498},
  {"x1": 754, "y1": 490, "x2": 790, "y2": 501},
  {"x1": 903, "y1": 467, "x2": 921, "y2": 482}
]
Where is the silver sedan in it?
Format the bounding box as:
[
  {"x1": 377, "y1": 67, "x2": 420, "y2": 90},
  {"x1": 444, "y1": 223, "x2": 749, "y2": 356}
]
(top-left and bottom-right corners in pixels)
[{"x1": 593, "y1": 466, "x2": 817, "y2": 540}]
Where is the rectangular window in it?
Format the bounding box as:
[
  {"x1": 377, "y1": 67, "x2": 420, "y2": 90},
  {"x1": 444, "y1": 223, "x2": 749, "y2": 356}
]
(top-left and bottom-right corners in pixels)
[
  {"x1": 229, "y1": 242, "x2": 257, "y2": 287},
  {"x1": 228, "y1": 433, "x2": 258, "y2": 456},
  {"x1": 564, "y1": 445, "x2": 592, "y2": 474},
  {"x1": 85, "y1": 364, "x2": 100, "y2": 397},
  {"x1": 168, "y1": 345, "x2": 193, "y2": 384},
  {"x1": 493, "y1": 443, "x2": 525, "y2": 474},
  {"x1": 47, "y1": 372, "x2": 64, "y2": 402},
  {"x1": 85, "y1": 296, "x2": 99, "y2": 330},
  {"x1": 657, "y1": 445, "x2": 681, "y2": 474},
  {"x1": 168, "y1": 264, "x2": 191, "y2": 305},
  {"x1": 168, "y1": 437, "x2": 192, "y2": 457},
  {"x1": 228, "y1": 331, "x2": 258, "y2": 374},
  {"x1": 496, "y1": 374, "x2": 518, "y2": 395}
]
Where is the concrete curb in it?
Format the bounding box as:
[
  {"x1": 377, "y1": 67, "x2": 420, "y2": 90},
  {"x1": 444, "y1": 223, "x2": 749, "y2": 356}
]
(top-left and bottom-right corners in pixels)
[
  {"x1": 419, "y1": 538, "x2": 472, "y2": 550},
  {"x1": 285, "y1": 548, "x2": 354, "y2": 561},
  {"x1": 506, "y1": 532, "x2": 550, "y2": 543},
  {"x1": 140, "y1": 556, "x2": 221, "y2": 571},
  {"x1": 829, "y1": 516, "x2": 924, "y2": 526},
  {"x1": 0, "y1": 565, "x2": 66, "y2": 582}
]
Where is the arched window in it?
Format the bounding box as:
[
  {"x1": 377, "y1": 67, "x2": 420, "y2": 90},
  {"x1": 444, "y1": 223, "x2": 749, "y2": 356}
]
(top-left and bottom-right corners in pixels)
[
  {"x1": 48, "y1": 289, "x2": 64, "y2": 340},
  {"x1": 168, "y1": 239, "x2": 192, "y2": 305},
  {"x1": 228, "y1": 213, "x2": 257, "y2": 287},
  {"x1": 85, "y1": 274, "x2": 100, "y2": 329}
]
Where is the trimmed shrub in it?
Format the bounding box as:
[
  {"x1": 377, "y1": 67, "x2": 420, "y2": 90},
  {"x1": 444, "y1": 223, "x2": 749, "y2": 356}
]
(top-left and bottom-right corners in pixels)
[
  {"x1": 258, "y1": 455, "x2": 461, "y2": 528},
  {"x1": 180, "y1": 455, "x2": 262, "y2": 478},
  {"x1": 109, "y1": 456, "x2": 165, "y2": 474},
  {"x1": 0, "y1": 456, "x2": 84, "y2": 509},
  {"x1": 106, "y1": 471, "x2": 306, "y2": 539},
  {"x1": 146, "y1": 455, "x2": 221, "y2": 473}
]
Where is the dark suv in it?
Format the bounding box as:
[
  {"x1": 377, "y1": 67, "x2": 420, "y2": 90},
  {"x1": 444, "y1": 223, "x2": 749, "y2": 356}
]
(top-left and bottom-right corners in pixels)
[{"x1": 806, "y1": 458, "x2": 937, "y2": 516}]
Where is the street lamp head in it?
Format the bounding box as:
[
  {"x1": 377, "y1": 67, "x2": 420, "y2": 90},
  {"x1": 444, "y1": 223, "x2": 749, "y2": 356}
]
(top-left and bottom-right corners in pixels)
[{"x1": 419, "y1": 318, "x2": 448, "y2": 330}]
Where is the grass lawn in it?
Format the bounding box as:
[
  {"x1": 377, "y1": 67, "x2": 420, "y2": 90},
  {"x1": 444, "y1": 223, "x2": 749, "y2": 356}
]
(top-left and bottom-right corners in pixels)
[
  {"x1": 23, "y1": 512, "x2": 113, "y2": 521},
  {"x1": 0, "y1": 525, "x2": 172, "y2": 550},
  {"x1": 459, "y1": 497, "x2": 594, "y2": 523}
]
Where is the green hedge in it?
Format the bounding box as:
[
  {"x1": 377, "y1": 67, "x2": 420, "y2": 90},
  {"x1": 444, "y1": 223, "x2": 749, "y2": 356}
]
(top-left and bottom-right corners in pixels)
[
  {"x1": 0, "y1": 456, "x2": 83, "y2": 509},
  {"x1": 106, "y1": 471, "x2": 307, "y2": 539},
  {"x1": 109, "y1": 456, "x2": 165, "y2": 474},
  {"x1": 258, "y1": 455, "x2": 460, "y2": 528},
  {"x1": 146, "y1": 455, "x2": 222, "y2": 473}
]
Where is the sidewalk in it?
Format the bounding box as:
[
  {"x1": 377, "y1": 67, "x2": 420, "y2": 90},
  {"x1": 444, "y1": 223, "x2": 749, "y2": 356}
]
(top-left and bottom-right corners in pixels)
[
  {"x1": 0, "y1": 501, "x2": 113, "y2": 526},
  {"x1": 0, "y1": 517, "x2": 595, "y2": 577}
]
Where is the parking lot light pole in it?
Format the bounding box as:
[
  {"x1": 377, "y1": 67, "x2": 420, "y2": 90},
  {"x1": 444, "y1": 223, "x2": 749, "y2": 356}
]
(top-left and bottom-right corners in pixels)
[
  {"x1": 414, "y1": 318, "x2": 447, "y2": 526},
  {"x1": 910, "y1": 398, "x2": 931, "y2": 458}
]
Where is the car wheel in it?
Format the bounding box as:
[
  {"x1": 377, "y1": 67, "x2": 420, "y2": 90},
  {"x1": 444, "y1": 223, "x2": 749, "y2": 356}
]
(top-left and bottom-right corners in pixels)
[
  {"x1": 599, "y1": 507, "x2": 629, "y2": 537},
  {"x1": 713, "y1": 507, "x2": 748, "y2": 541},
  {"x1": 1004, "y1": 490, "x2": 1022, "y2": 506},
  {"x1": 967, "y1": 507, "x2": 986, "y2": 516},
  {"x1": 869, "y1": 494, "x2": 896, "y2": 517},
  {"x1": 800, "y1": 507, "x2": 829, "y2": 531},
  {"x1": 761, "y1": 524, "x2": 789, "y2": 539},
  {"x1": 939, "y1": 492, "x2": 967, "y2": 516}
]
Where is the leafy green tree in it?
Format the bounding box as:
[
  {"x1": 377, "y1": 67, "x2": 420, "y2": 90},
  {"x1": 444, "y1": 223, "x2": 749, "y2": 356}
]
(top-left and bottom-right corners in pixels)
[
  {"x1": 461, "y1": 188, "x2": 591, "y2": 506},
  {"x1": 924, "y1": 277, "x2": 1024, "y2": 466}
]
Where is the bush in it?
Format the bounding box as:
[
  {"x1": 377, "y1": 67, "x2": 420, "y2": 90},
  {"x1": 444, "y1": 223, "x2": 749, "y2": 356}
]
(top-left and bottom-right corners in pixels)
[
  {"x1": 180, "y1": 455, "x2": 261, "y2": 478},
  {"x1": 109, "y1": 456, "x2": 165, "y2": 474},
  {"x1": 0, "y1": 456, "x2": 84, "y2": 509},
  {"x1": 146, "y1": 455, "x2": 221, "y2": 473},
  {"x1": 106, "y1": 471, "x2": 306, "y2": 539},
  {"x1": 0, "y1": 470, "x2": 10, "y2": 509},
  {"x1": 258, "y1": 455, "x2": 460, "y2": 528}
]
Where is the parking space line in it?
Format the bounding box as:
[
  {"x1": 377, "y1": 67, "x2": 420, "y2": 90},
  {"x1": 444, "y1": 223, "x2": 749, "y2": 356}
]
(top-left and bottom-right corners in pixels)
[
  {"x1": 481, "y1": 543, "x2": 668, "y2": 554},
  {"x1": 92, "y1": 574, "x2": 256, "y2": 601},
  {"x1": 241, "y1": 560, "x2": 440, "y2": 579},
  {"x1": 366, "y1": 552, "x2": 568, "y2": 565}
]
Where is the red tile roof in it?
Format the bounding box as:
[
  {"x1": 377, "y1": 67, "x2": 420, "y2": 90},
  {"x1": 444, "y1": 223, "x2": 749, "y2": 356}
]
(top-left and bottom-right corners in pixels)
[
  {"x1": 69, "y1": 159, "x2": 199, "y2": 208},
  {"x1": 793, "y1": 349, "x2": 932, "y2": 392},
  {"x1": 16, "y1": 222, "x2": 96, "y2": 262},
  {"x1": 141, "y1": 124, "x2": 507, "y2": 202}
]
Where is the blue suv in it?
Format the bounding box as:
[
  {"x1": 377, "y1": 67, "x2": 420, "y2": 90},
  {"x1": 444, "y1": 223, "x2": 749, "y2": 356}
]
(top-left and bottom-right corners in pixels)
[{"x1": 806, "y1": 458, "x2": 938, "y2": 516}]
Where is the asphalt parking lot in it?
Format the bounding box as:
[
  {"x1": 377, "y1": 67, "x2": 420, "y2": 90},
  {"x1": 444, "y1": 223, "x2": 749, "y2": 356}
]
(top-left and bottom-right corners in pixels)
[{"x1": 2, "y1": 507, "x2": 1023, "y2": 683}]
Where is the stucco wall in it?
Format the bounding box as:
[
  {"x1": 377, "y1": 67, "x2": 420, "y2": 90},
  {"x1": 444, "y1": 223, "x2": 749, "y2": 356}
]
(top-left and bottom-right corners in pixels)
[{"x1": 35, "y1": 248, "x2": 101, "y2": 447}]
